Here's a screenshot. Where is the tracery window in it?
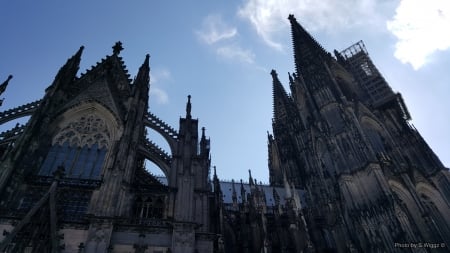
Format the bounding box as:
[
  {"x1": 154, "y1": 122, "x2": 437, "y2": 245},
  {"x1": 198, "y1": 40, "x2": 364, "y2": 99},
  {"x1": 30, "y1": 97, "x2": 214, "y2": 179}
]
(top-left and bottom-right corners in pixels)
[
  {"x1": 38, "y1": 113, "x2": 110, "y2": 180},
  {"x1": 135, "y1": 196, "x2": 165, "y2": 219}
]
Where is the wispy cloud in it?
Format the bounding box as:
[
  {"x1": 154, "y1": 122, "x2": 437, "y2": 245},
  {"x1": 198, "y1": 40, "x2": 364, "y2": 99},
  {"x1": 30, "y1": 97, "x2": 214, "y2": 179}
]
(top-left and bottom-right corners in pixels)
[
  {"x1": 150, "y1": 68, "x2": 171, "y2": 105},
  {"x1": 387, "y1": 0, "x2": 450, "y2": 70},
  {"x1": 197, "y1": 14, "x2": 257, "y2": 65},
  {"x1": 150, "y1": 87, "x2": 169, "y2": 105},
  {"x1": 237, "y1": 0, "x2": 385, "y2": 51},
  {"x1": 196, "y1": 14, "x2": 238, "y2": 45},
  {"x1": 217, "y1": 45, "x2": 255, "y2": 64}
]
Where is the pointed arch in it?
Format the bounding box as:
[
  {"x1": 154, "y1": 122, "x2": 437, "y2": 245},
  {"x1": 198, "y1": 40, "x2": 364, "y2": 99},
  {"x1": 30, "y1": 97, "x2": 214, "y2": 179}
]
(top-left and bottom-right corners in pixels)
[
  {"x1": 360, "y1": 115, "x2": 389, "y2": 154},
  {"x1": 388, "y1": 180, "x2": 430, "y2": 241},
  {"x1": 53, "y1": 101, "x2": 123, "y2": 143},
  {"x1": 39, "y1": 102, "x2": 123, "y2": 180},
  {"x1": 416, "y1": 182, "x2": 450, "y2": 229}
]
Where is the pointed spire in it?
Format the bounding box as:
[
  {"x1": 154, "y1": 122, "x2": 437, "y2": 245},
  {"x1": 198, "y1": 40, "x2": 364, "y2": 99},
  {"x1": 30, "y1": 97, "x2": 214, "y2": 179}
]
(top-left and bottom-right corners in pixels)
[
  {"x1": 231, "y1": 179, "x2": 238, "y2": 206},
  {"x1": 248, "y1": 169, "x2": 254, "y2": 186},
  {"x1": 133, "y1": 54, "x2": 150, "y2": 102},
  {"x1": 51, "y1": 46, "x2": 83, "y2": 89},
  {"x1": 240, "y1": 179, "x2": 246, "y2": 202},
  {"x1": 200, "y1": 127, "x2": 210, "y2": 157},
  {"x1": 67, "y1": 46, "x2": 84, "y2": 68},
  {"x1": 0, "y1": 75, "x2": 12, "y2": 96},
  {"x1": 136, "y1": 54, "x2": 150, "y2": 84},
  {"x1": 271, "y1": 69, "x2": 292, "y2": 124},
  {"x1": 186, "y1": 95, "x2": 192, "y2": 119},
  {"x1": 201, "y1": 127, "x2": 206, "y2": 140},
  {"x1": 288, "y1": 14, "x2": 329, "y2": 76}
]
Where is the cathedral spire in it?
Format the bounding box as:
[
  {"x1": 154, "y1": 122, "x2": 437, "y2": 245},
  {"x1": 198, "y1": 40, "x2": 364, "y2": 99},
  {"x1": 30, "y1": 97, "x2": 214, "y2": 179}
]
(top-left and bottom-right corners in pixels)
[
  {"x1": 271, "y1": 69, "x2": 292, "y2": 124},
  {"x1": 186, "y1": 95, "x2": 192, "y2": 119},
  {"x1": 288, "y1": 14, "x2": 329, "y2": 76}
]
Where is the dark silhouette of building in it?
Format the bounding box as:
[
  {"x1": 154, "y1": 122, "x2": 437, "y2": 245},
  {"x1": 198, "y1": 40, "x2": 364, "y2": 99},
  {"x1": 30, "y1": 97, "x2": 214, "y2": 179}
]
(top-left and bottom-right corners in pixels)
[{"x1": 0, "y1": 15, "x2": 449, "y2": 253}]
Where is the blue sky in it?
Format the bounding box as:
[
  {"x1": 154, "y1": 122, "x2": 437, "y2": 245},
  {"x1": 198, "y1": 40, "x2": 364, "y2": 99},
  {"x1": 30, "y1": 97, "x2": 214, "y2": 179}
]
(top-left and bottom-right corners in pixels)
[{"x1": 1, "y1": 1, "x2": 449, "y2": 183}]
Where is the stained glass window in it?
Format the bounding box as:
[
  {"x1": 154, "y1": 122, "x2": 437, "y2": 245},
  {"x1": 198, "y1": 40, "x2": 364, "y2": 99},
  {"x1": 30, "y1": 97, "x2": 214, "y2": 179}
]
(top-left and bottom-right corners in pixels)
[
  {"x1": 39, "y1": 144, "x2": 107, "y2": 180},
  {"x1": 38, "y1": 113, "x2": 110, "y2": 180}
]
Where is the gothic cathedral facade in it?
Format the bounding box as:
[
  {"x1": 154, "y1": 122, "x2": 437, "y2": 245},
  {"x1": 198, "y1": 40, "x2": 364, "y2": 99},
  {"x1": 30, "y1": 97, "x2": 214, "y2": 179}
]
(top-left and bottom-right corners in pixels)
[{"x1": 0, "y1": 15, "x2": 449, "y2": 253}]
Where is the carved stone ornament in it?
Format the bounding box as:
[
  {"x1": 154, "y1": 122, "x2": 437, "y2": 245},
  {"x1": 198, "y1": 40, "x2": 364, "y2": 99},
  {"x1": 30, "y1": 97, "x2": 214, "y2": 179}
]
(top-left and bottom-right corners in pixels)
[{"x1": 53, "y1": 113, "x2": 110, "y2": 148}]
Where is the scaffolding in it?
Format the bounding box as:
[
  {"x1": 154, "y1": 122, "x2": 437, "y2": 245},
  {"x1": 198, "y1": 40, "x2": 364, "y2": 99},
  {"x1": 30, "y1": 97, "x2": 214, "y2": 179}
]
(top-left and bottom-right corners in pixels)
[
  {"x1": 338, "y1": 41, "x2": 411, "y2": 120},
  {"x1": 339, "y1": 41, "x2": 395, "y2": 107}
]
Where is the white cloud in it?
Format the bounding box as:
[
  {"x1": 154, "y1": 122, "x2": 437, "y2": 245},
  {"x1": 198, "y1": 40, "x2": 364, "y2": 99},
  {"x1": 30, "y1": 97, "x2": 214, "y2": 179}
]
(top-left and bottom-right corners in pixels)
[
  {"x1": 150, "y1": 68, "x2": 171, "y2": 105},
  {"x1": 216, "y1": 45, "x2": 255, "y2": 64},
  {"x1": 387, "y1": 0, "x2": 450, "y2": 70},
  {"x1": 150, "y1": 87, "x2": 169, "y2": 105},
  {"x1": 196, "y1": 14, "x2": 238, "y2": 45},
  {"x1": 197, "y1": 14, "x2": 257, "y2": 65},
  {"x1": 238, "y1": 0, "x2": 384, "y2": 50},
  {"x1": 151, "y1": 68, "x2": 171, "y2": 84}
]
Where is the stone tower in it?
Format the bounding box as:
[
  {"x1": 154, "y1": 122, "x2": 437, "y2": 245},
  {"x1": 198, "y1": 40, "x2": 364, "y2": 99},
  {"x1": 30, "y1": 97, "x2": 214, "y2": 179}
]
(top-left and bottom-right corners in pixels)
[
  {"x1": 1, "y1": 15, "x2": 449, "y2": 253},
  {"x1": 268, "y1": 15, "x2": 450, "y2": 252},
  {"x1": 0, "y1": 43, "x2": 215, "y2": 253}
]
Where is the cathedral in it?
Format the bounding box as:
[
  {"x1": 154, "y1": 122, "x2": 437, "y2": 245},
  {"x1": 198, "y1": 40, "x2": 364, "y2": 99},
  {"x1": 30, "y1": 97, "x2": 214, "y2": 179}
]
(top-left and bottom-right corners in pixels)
[{"x1": 0, "y1": 15, "x2": 449, "y2": 253}]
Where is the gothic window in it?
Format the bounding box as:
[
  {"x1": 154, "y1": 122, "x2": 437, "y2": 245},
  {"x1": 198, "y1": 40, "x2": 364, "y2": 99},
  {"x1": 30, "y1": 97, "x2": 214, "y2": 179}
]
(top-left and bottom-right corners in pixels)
[
  {"x1": 361, "y1": 118, "x2": 386, "y2": 154},
  {"x1": 38, "y1": 113, "x2": 110, "y2": 180},
  {"x1": 135, "y1": 196, "x2": 165, "y2": 219},
  {"x1": 421, "y1": 194, "x2": 450, "y2": 242},
  {"x1": 365, "y1": 127, "x2": 385, "y2": 153},
  {"x1": 39, "y1": 142, "x2": 107, "y2": 180}
]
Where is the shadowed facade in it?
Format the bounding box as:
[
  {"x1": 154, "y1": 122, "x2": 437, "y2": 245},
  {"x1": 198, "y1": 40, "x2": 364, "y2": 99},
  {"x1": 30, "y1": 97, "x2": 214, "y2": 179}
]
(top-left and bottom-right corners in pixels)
[{"x1": 0, "y1": 15, "x2": 449, "y2": 253}]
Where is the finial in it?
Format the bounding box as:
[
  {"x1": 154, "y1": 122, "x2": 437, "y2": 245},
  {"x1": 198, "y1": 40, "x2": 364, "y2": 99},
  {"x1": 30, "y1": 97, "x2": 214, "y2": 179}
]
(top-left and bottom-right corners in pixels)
[
  {"x1": 288, "y1": 14, "x2": 296, "y2": 22},
  {"x1": 213, "y1": 165, "x2": 217, "y2": 177},
  {"x1": 201, "y1": 127, "x2": 206, "y2": 138},
  {"x1": 112, "y1": 41, "x2": 124, "y2": 55},
  {"x1": 77, "y1": 46, "x2": 85, "y2": 54},
  {"x1": 270, "y1": 69, "x2": 277, "y2": 78},
  {"x1": 248, "y1": 169, "x2": 254, "y2": 185},
  {"x1": 186, "y1": 95, "x2": 192, "y2": 119}
]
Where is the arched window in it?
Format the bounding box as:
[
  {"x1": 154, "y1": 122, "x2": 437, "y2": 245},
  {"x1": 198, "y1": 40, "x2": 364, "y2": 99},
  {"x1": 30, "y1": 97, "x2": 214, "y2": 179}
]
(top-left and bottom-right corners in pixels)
[
  {"x1": 38, "y1": 113, "x2": 110, "y2": 180},
  {"x1": 361, "y1": 117, "x2": 387, "y2": 154},
  {"x1": 135, "y1": 196, "x2": 165, "y2": 219},
  {"x1": 420, "y1": 194, "x2": 450, "y2": 245},
  {"x1": 365, "y1": 127, "x2": 385, "y2": 153}
]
